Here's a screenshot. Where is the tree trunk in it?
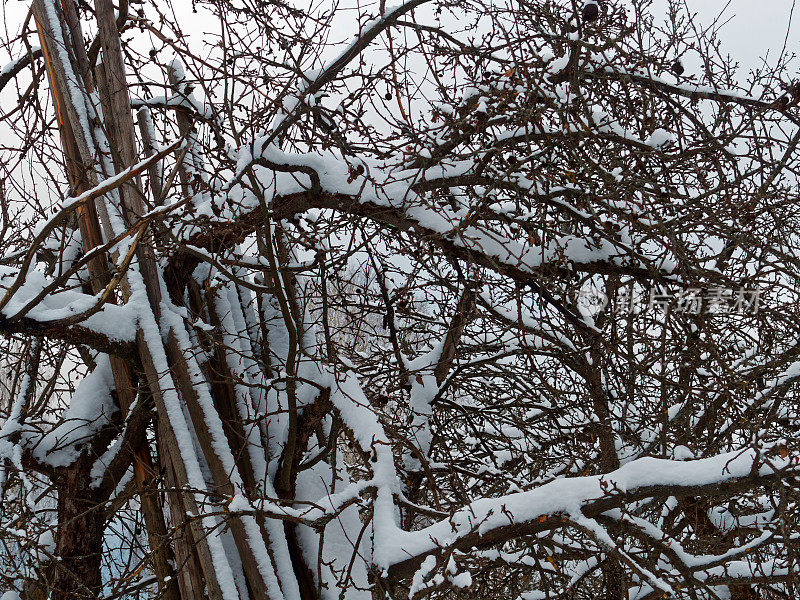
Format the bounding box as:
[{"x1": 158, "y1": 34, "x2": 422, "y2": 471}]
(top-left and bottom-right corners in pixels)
[{"x1": 52, "y1": 456, "x2": 104, "y2": 600}]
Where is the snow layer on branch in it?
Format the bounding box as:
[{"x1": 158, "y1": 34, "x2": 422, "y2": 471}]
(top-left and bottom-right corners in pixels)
[
  {"x1": 30, "y1": 355, "x2": 116, "y2": 467},
  {"x1": 0, "y1": 48, "x2": 39, "y2": 78},
  {"x1": 288, "y1": 365, "x2": 402, "y2": 598},
  {"x1": 110, "y1": 261, "x2": 244, "y2": 600},
  {"x1": 296, "y1": 459, "x2": 372, "y2": 600},
  {"x1": 133, "y1": 91, "x2": 213, "y2": 121},
  {"x1": 371, "y1": 448, "x2": 792, "y2": 570},
  {"x1": 160, "y1": 296, "x2": 285, "y2": 600},
  {"x1": 40, "y1": 0, "x2": 94, "y2": 158},
  {"x1": 0, "y1": 266, "x2": 137, "y2": 342},
  {"x1": 218, "y1": 143, "x2": 647, "y2": 280}
]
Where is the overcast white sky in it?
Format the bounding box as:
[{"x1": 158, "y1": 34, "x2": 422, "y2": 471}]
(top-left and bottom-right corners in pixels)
[
  {"x1": 652, "y1": 0, "x2": 799, "y2": 75},
  {"x1": 0, "y1": 1, "x2": 795, "y2": 80}
]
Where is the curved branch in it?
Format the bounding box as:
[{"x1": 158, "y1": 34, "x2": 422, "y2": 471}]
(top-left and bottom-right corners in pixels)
[{"x1": 381, "y1": 450, "x2": 795, "y2": 582}]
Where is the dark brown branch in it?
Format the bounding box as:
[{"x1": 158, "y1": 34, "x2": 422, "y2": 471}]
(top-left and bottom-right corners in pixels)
[{"x1": 384, "y1": 463, "x2": 793, "y2": 582}]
